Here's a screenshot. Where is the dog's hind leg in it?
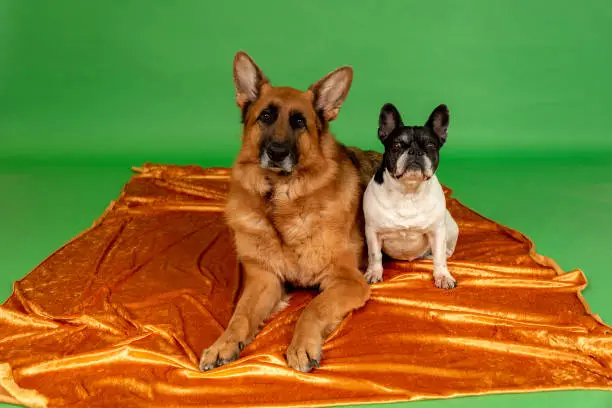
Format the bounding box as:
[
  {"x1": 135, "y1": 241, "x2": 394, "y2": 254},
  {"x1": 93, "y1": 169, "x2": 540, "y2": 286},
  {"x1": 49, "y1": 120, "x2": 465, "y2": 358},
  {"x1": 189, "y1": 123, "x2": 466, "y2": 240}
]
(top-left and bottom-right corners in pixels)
[
  {"x1": 444, "y1": 210, "x2": 459, "y2": 258},
  {"x1": 421, "y1": 211, "x2": 457, "y2": 260},
  {"x1": 199, "y1": 263, "x2": 283, "y2": 371}
]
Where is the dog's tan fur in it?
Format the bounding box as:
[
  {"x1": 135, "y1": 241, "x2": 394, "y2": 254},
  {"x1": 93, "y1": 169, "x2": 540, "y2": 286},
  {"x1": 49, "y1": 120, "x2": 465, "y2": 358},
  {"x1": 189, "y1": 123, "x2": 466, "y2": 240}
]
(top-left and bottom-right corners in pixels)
[{"x1": 199, "y1": 52, "x2": 381, "y2": 373}]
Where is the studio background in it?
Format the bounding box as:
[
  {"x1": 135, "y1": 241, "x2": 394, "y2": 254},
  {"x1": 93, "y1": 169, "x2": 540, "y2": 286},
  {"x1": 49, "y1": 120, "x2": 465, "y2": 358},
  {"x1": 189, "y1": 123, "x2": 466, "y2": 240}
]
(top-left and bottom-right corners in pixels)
[{"x1": 1, "y1": 1, "x2": 610, "y2": 407}]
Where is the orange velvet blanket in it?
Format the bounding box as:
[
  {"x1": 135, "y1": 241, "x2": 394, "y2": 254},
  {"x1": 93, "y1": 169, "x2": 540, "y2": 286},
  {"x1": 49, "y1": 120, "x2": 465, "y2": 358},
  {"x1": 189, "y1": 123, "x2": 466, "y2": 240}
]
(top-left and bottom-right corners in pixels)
[{"x1": 1, "y1": 164, "x2": 610, "y2": 408}]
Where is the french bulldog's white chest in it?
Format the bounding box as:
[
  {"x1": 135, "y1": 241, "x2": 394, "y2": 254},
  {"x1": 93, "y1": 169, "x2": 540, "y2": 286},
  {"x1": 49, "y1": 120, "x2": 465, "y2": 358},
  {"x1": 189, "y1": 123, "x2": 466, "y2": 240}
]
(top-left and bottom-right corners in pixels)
[{"x1": 363, "y1": 175, "x2": 446, "y2": 234}]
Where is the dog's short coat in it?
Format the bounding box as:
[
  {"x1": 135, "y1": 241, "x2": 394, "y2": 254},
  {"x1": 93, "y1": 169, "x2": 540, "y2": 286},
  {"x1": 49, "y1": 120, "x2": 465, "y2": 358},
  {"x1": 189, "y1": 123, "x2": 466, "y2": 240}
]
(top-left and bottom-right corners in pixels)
[
  {"x1": 363, "y1": 103, "x2": 458, "y2": 289},
  {"x1": 199, "y1": 52, "x2": 380, "y2": 373}
]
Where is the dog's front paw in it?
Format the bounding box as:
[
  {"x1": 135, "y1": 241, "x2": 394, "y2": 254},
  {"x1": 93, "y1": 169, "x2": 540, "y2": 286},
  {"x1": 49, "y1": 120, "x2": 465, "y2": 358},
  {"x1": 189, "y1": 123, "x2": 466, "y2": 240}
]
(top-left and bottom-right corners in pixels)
[
  {"x1": 364, "y1": 265, "x2": 383, "y2": 284},
  {"x1": 286, "y1": 336, "x2": 322, "y2": 373},
  {"x1": 199, "y1": 338, "x2": 244, "y2": 371},
  {"x1": 433, "y1": 270, "x2": 457, "y2": 290}
]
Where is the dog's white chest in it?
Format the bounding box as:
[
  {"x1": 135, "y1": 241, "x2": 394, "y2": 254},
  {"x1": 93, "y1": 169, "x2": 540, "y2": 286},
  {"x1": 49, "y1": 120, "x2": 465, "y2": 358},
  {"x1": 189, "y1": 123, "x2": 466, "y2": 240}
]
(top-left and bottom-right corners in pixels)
[{"x1": 363, "y1": 175, "x2": 445, "y2": 233}]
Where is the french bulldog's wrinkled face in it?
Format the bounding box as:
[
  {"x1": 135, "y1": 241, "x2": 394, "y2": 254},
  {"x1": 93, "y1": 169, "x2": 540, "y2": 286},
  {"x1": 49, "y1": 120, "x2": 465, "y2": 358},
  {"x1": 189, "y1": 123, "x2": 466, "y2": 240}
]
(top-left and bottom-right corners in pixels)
[{"x1": 374, "y1": 103, "x2": 450, "y2": 184}]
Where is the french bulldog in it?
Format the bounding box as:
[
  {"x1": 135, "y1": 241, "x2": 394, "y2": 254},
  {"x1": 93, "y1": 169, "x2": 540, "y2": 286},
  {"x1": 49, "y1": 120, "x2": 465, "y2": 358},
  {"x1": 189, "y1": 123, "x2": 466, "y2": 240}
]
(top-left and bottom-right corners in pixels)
[{"x1": 362, "y1": 103, "x2": 458, "y2": 289}]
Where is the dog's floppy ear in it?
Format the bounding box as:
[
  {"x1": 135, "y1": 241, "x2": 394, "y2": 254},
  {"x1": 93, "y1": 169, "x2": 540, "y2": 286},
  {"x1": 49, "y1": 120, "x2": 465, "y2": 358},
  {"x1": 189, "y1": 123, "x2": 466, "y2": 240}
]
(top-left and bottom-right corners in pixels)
[
  {"x1": 233, "y1": 51, "x2": 269, "y2": 109},
  {"x1": 309, "y1": 66, "x2": 353, "y2": 122},
  {"x1": 378, "y1": 103, "x2": 403, "y2": 142},
  {"x1": 425, "y1": 104, "x2": 450, "y2": 145}
]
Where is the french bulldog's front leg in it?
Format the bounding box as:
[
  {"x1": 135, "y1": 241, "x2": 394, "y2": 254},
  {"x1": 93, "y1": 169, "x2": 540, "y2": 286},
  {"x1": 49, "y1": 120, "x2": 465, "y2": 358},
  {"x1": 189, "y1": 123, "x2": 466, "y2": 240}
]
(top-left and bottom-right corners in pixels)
[
  {"x1": 364, "y1": 224, "x2": 384, "y2": 283},
  {"x1": 428, "y1": 224, "x2": 457, "y2": 289}
]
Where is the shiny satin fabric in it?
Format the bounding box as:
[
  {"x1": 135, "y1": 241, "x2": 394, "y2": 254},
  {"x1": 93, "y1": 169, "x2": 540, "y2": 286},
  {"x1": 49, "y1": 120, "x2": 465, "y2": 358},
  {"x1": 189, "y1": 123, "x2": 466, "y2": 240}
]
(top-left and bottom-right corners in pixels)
[{"x1": 0, "y1": 164, "x2": 610, "y2": 408}]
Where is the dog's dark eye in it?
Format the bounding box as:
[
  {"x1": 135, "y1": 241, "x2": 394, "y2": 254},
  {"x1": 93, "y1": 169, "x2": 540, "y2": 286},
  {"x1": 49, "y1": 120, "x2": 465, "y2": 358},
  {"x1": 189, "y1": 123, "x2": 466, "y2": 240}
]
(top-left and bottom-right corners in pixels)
[
  {"x1": 426, "y1": 142, "x2": 436, "y2": 149},
  {"x1": 259, "y1": 112, "x2": 274, "y2": 124},
  {"x1": 258, "y1": 107, "x2": 277, "y2": 125},
  {"x1": 392, "y1": 143, "x2": 402, "y2": 152},
  {"x1": 290, "y1": 113, "x2": 306, "y2": 129}
]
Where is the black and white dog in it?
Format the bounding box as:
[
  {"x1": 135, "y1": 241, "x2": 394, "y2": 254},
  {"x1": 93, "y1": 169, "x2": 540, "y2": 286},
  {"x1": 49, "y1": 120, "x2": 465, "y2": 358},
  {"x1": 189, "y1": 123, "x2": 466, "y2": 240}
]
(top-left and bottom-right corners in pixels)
[{"x1": 363, "y1": 103, "x2": 458, "y2": 289}]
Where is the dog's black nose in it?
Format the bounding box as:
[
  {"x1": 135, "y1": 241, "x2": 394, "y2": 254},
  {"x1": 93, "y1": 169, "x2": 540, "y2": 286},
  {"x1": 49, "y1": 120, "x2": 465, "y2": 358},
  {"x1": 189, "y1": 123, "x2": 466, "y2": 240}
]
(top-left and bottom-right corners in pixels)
[
  {"x1": 266, "y1": 142, "x2": 290, "y2": 162},
  {"x1": 407, "y1": 149, "x2": 424, "y2": 157}
]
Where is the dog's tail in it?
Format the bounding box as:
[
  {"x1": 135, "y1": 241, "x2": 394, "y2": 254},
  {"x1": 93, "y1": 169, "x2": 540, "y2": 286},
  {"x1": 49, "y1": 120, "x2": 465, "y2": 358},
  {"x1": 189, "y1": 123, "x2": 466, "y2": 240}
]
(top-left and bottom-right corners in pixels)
[{"x1": 342, "y1": 145, "x2": 382, "y2": 188}]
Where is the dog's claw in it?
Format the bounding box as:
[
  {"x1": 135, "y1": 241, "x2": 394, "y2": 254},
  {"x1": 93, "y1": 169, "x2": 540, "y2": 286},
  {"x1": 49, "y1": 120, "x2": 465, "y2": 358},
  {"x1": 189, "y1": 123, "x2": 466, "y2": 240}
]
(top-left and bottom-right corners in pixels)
[
  {"x1": 287, "y1": 342, "x2": 322, "y2": 373},
  {"x1": 217, "y1": 356, "x2": 237, "y2": 367},
  {"x1": 200, "y1": 353, "x2": 219, "y2": 371},
  {"x1": 306, "y1": 352, "x2": 320, "y2": 370},
  {"x1": 434, "y1": 274, "x2": 457, "y2": 290},
  {"x1": 364, "y1": 267, "x2": 383, "y2": 284},
  {"x1": 199, "y1": 341, "x2": 242, "y2": 372},
  {"x1": 200, "y1": 353, "x2": 240, "y2": 372},
  {"x1": 366, "y1": 275, "x2": 382, "y2": 284}
]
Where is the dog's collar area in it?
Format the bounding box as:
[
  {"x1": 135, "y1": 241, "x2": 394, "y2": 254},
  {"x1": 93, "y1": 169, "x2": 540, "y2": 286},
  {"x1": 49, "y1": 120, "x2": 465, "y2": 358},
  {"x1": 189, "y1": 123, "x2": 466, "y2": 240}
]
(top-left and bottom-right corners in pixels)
[
  {"x1": 267, "y1": 169, "x2": 292, "y2": 176},
  {"x1": 262, "y1": 166, "x2": 293, "y2": 176}
]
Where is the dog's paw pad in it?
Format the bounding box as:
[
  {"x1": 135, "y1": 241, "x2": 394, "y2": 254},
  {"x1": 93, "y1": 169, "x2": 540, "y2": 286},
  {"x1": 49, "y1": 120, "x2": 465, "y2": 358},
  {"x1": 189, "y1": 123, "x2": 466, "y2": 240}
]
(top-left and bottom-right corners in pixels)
[
  {"x1": 434, "y1": 274, "x2": 457, "y2": 290},
  {"x1": 199, "y1": 341, "x2": 242, "y2": 372},
  {"x1": 199, "y1": 352, "x2": 221, "y2": 371},
  {"x1": 286, "y1": 342, "x2": 321, "y2": 373},
  {"x1": 365, "y1": 274, "x2": 383, "y2": 284},
  {"x1": 364, "y1": 267, "x2": 383, "y2": 284}
]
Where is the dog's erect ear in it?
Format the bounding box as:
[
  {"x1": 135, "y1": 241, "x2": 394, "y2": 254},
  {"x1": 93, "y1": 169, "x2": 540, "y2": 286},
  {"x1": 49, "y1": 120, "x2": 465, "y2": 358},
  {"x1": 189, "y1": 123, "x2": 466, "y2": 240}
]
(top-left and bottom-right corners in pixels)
[
  {"x1": 378, "y1": 103, "x2": 403, "y2": 142},
  {"x1": 309, "y1": 66, "x2": 353, "y2": 122},
  {"x1": 233, "y1": 51, "x2": 269, "y2": 109},
  {"x1": 425, "y1": 104, "x2": 450, "y2": 145}
]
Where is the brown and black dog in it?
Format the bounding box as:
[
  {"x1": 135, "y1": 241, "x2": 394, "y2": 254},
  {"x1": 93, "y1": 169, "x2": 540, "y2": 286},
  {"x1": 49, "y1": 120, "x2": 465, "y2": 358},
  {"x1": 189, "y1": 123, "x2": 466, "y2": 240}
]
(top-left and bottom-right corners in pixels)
[{"x1": 199, "y1": 52, "x2": 381, "y2": 373}]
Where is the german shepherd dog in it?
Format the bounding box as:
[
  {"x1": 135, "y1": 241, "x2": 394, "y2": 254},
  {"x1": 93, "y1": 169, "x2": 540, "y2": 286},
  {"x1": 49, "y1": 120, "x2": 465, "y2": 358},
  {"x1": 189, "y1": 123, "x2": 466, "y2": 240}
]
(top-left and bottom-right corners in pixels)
[{"x1": 199, "y1": 52, "x2": 381, "y2": 373}]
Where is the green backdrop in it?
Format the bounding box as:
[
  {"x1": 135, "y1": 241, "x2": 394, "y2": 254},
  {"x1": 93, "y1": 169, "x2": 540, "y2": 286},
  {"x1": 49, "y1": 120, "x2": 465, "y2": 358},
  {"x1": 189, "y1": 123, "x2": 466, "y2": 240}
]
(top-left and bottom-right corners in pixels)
[
  {"x1": 2, "y1": 0, "x2": 612, "y2": 162},
  {"x1": 0, "y1": 1, "x2": 610, "y2": 407}
]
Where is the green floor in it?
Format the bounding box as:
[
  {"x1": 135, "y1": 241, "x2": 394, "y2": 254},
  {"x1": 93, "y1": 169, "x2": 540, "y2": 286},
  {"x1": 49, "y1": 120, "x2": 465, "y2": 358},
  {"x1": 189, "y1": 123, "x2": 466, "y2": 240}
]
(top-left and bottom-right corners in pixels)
[{"x1": 0, "y1": 153, "x2": 610, "y2": 408}]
